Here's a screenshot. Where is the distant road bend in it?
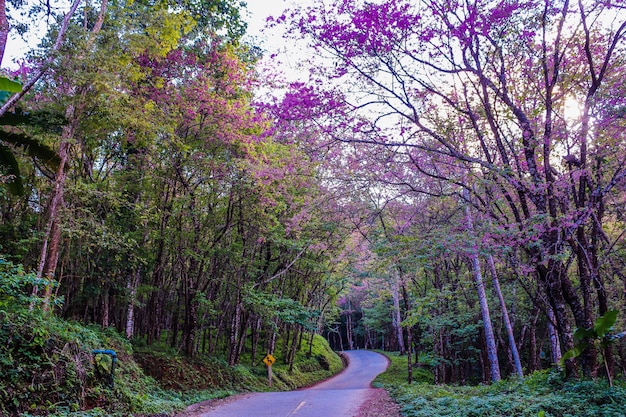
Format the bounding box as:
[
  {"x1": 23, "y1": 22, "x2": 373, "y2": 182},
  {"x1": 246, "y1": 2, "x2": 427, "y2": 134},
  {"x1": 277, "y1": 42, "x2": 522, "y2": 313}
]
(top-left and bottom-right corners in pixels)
[{"x1": 197, "y1": 350, "x2": 389, "y2": 417}]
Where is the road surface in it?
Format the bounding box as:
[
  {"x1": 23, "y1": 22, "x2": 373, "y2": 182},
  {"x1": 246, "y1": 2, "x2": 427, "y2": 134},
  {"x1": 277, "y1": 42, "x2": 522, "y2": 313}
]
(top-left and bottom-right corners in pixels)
[{"x1": 197, "y1": 350, "x2": 388, "y2": 417}]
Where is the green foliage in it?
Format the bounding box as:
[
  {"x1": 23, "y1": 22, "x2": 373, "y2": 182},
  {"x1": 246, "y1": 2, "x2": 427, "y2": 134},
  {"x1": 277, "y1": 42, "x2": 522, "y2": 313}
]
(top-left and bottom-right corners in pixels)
[
  {"x1": 373, "y1": 351, "x2": 435, "y2": 386},
  {"x1": 0, "y1": 257, "x2": 60, "y2": 309},
  {"x1": 380, "y1": 369, "x2": 626, "y2": 417},
  {"x1": 1, "y1": 298, "x2": 343, "y2": 416},
  {"x1": 278, "y1": 334, "x2": 344, "y2": 387},
  {"x1": 245, "y1": 290, "x2": 320, "y2": 331},
  {"x1": 0, "y1": 308, "x2": 102, "y2": 416},
  {"x1": 0, "y1": 75, "x2": 61, "y2": 196},
  {"x1": 561, "y1": 310, "x2": 622, "y2": 382},
  {"x1": 0, "y1": 77, "x2": 22, "y2": 94},
  {"x1": 135, "y1": 333, "x2": 343, "y2": 394},
  {"x1": 373, "y1": 351, "x2": 626, "y2": 417}
]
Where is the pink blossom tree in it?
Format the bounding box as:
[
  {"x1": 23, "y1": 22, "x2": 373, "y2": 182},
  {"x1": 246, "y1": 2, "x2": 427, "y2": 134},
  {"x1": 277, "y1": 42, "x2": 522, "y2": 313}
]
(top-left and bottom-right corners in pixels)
[{"x1": 267, "y1": 0, "x2": 626, "y2": 378}]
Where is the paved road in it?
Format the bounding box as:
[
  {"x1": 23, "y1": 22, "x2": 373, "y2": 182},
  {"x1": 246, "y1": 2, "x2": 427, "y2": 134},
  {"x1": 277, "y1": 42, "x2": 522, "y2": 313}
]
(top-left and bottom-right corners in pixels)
[{"x1": 198, "y1": 350, "x2": 388, "y2": 417}]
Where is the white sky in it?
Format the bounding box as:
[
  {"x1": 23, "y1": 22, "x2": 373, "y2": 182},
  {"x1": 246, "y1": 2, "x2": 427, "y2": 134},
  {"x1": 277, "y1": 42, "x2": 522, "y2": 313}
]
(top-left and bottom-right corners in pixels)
[
  {"x1": 244, "y1": 0, "x2": 293, "y2": 45},
  {"x1": 3, "y1": 0, "x2": 297, "y2": 68},
  {"x1": 243, "y1": 0, "x2": 309, "y2": 84}
]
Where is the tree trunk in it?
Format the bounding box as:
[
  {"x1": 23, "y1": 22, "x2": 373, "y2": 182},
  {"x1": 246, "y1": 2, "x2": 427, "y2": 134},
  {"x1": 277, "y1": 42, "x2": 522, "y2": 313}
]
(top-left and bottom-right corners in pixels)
[
  {"x1": 34, "y1": 119, "x2": 74, "y2": 311},
  {"x1": 125, "y1": 267, "x2": 141, "y2": 339},
  {"x1": 464, "y1": 192, "x2": 501, "y2": 382},
  {"x1": 234, "y1": 312, "x2": 250, "y2": 365},
  {"x1": 539, "y1": 262, "x2": 576, "y2": 377},
  {"x1": 251, "y1": 315, "x2": 262, "y2": 365},
  {"x1": 345, "y1": 300, "x2": 354, "y2": 350},
  {"x1": 228, "y1": 298, "x2": 242, "y2": 365},
  {"x1": 101, "y1": 281, "x2": 110, "y2": 327},
  {"x1": 184, "y1": 288, "x2": 199, "y2": 357},
  {"x1": 527, "y1": 306, "x2": 541, "y2": 372},
  {"x1": 487, "y1": 255, "x2": 523, "y2": 377},
  {"x1": 547, "y1": 306, "x2": 562, "y2": 366},
  {"x1": 288, "y1": 326, "x2": 300, "y2": 372},
  {"x1": 391, "y1": 269, "x2": 406, "y2": 355},
  {"x1": 472, "y1": 252, "x2": 501, "y2": 381},
  {"x1": 400, "y1": 280, "x2": 413, "y2": 384}
]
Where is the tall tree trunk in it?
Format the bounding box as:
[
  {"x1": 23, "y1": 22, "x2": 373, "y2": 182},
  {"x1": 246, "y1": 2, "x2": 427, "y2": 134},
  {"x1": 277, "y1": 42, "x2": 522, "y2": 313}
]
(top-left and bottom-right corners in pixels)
[
  {"x1": 251, "y1": 315, "x2": 262, "y2": 365},
  {"x1": 547, "y1": 306, "x2": 562, "y2": 366},
  {"x1": 31, "y1": 0, "x2": 108, "y2": 311},
  {"x1": 487, "y1": 255, "x2": 523, "y2": 377},
  {"x1": 288, "y1": 326, "x2": 300, "y2": 372},
  {"x1": 400, "y1": 280, "x2": 413, "y2": 384},
  {"x1": 184, "y1": 288, "x2": 199, "y2": 357},
  {"x1": 471, "y1": 252, "x2": 501, "y2": 382},
  {"x1": 101, "y1": 281, "x2": 110, "y2": 327},
  {"x1": 34, "y1": 117, "x2": 74, "y2": 311},
  {"x1": 345, "y1": 300, "x2": 354, "y2": 350},
  {"x1": 336, "y1": 324, "x2": 343, "y2": 352},
  {"x1": 391, "y1": 269, "x2": 406, "y2": 355},
  {"x1": 527, "y1": 306, "x2": 540, "y2": 372},
  {"x1": 464, "y1": 191, "x2": 501, "y2": 382},
  {"x1": 539, "y1": 261, "x2": 576, "y2": 377},
  {"x1": 234, "y1": 313, "x2": 250, "y2": 365},
  {"x1": 146, "y1": 183, "x2": 172, "y2": 344},
  {"x1": 125, "y1": 267, "x2": 141, "y2": 339},
  {"x1": 228, "y1": 297, "x2": 242, "y2": 365}
]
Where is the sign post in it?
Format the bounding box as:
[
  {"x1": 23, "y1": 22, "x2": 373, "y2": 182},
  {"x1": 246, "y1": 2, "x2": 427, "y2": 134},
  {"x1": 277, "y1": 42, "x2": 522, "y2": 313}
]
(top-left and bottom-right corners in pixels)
[
  {"x1": 93, "y1": 349, "x2": 117, "y2": 389},
  {"x1": 262, "y1": 353, "x2": 276, "y2": 387}
]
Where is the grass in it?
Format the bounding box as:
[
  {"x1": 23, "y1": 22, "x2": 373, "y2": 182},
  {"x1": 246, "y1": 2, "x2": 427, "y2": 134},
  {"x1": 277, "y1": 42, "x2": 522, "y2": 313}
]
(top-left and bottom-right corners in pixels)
[
  {"x1": 373, "y1": 351, "x2": 626, "y2": 417},
  {"x1": 373, "y1": 351, "x2": 435, "y2": 386}
]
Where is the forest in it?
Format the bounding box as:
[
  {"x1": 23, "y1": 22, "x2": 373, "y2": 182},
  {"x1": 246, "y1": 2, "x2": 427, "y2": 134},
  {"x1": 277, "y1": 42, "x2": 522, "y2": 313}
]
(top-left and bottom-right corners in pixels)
[{"x1": 0, "y1": 0, "x2": 625, "y2": 415}]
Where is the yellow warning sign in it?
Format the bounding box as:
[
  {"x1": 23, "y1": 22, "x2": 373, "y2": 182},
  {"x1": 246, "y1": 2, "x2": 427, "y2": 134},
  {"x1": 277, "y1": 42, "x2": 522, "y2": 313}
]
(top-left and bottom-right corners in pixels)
[{"x1": 263, "y1": 354, "x2": 276, "y2": 366}]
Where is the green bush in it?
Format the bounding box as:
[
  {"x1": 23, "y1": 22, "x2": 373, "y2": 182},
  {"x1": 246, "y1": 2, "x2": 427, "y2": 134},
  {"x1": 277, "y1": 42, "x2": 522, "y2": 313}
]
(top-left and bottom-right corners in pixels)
[
  {"x1": 0, "y1": 257, "x2": 60, "y2": 309},
  {"x1": 373, "y1": 351, "x2": 626, "y2": 417},
  {"x1": 0, "y1": 308, "x2": 102, "y2": 416},
  {"x1": 1, "y1": 259, "x2": 344, "y2": 415},
  {"x1": 392, "y1": 379, "x2": 626, "y2": 417}
]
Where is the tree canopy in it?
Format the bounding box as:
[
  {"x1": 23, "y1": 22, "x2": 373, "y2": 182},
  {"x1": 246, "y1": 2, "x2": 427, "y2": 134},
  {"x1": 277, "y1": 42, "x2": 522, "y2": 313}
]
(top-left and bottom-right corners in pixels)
[{"x1": 0, "y1": 0, "x2": 625, "y2": 402}]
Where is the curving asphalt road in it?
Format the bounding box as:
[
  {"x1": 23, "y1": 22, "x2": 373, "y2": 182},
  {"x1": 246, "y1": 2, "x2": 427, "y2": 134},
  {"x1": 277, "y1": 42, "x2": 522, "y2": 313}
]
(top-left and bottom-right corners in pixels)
[{"x1": 198, "y1": 350, "x2": 388, "y2": 417}]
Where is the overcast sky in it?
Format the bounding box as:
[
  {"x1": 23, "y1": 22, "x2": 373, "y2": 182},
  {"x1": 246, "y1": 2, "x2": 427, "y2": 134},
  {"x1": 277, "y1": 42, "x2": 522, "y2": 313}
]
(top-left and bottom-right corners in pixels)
[
  {"x1": 2, "y1": 0, "x2": 296, "y2": 68},
  {"x1": 245, "y1": 0, "x2": 292, "y2": 39}
]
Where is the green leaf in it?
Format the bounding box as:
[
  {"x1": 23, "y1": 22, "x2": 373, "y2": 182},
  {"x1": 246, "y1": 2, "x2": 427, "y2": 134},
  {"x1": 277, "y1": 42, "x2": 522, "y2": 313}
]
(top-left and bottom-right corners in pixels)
[
  {"x1": 560, "y1": 343, "x2": 588, "y2": 363},
  {"x1": 0, "y1": 112, "x2": 33, "y2": 126},
  {"x1": 594, "y1": 310, "x2": 618, "y2": 338},
  {"x1": 573, "y1": 327, "x2": 596, "y2": 341},
  {"x1": 0, "y1": 144, "x2": 24, "y2": 196},
  {"x1": 0, "y1": 77, "x2": 22, "y2": 93},
  {"x1": 0, "y1": 129, "x2": 60, "y2": 168}
]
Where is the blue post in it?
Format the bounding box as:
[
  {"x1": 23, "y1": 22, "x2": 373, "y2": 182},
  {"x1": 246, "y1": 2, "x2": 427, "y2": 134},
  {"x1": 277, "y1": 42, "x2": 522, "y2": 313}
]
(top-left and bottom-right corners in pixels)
[{"x1": 93, "y1": 349, "x2": 117, "y2": 388}]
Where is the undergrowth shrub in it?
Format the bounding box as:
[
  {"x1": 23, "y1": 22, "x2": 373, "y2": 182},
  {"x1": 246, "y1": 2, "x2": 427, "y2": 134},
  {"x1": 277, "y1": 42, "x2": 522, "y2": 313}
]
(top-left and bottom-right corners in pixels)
[
  {"x1": 387, "y1": 371, "x2": 626, "y2": 417},
  {"x1": 375, "y1": 351, "x2": 626, "y2": 417},
  {"x1": 1, "y1": 258, "x2": 344, "y2": 415}
]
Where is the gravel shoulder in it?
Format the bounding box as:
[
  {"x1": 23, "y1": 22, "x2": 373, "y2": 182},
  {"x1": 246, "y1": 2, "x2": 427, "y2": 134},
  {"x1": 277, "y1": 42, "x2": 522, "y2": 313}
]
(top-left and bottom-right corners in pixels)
[
  {"x1": 354, "y1": 388, "x2": 402, "y2": 417},
  {"x1": 174, "y1": 393, "x2": 254, "y2": 417}
]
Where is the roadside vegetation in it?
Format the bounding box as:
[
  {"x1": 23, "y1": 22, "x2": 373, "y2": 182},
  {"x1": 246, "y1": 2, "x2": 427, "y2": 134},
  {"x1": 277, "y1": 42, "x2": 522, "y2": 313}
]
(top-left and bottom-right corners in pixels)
[
  {"x1": 374, "y1": 352, "x2": 626, "y2": 417},
  {"x1": 0, "y1": 260, "x2": 343, "y2": 416}
]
